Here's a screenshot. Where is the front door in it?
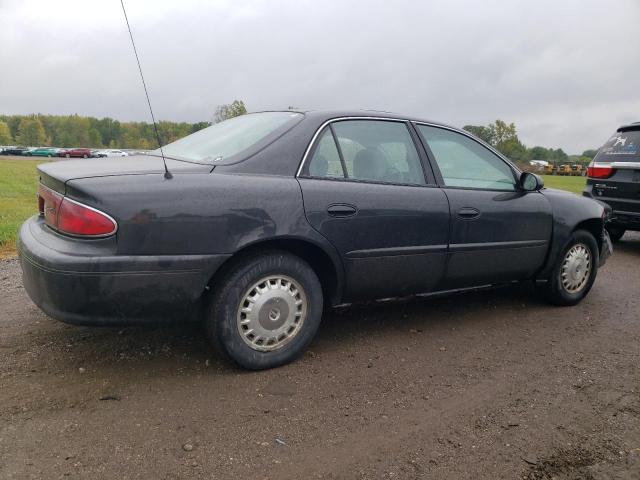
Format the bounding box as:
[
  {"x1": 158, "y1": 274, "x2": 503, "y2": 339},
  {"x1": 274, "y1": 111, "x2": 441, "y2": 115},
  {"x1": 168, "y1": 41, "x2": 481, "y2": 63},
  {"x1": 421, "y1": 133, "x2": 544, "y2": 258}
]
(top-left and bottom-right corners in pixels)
[
  {"x1": 415, "y1": 124, "x2": 553, "y2": 289},
  {"x1": 297, "y1": 119, "x2": 450, "y2": 301}
]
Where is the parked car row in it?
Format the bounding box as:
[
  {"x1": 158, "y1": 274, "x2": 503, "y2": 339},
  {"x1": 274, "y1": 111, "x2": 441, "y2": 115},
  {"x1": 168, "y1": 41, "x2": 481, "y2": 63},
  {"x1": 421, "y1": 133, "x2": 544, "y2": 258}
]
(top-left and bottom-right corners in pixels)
[{"x1": 0, "y1": 146, "x2": 129, "y2": 158}]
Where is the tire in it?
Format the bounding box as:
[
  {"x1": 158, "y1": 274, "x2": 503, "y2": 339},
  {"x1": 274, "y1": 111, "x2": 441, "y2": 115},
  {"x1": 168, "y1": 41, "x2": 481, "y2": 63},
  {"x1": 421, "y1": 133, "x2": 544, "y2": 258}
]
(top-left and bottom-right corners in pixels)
[
  {"x1": 205, "y1": 251, "x2": 323, "y2": 370},
  {"x1": 606, "y1": 226, "x2": 625, "y2": 243},
  {"x1": 83, "y1": 154, "x2": 88, "y2": 158},
  {"x1": 541, "y1": 230, "x2": 599, "y2": 306}
]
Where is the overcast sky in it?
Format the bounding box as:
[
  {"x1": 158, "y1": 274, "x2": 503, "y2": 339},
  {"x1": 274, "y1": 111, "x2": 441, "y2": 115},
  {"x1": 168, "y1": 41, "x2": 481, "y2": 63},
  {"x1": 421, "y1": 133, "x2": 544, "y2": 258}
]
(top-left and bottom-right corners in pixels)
[{"x1": 1, "y1": 0, "x2": 638, "y2": 153}]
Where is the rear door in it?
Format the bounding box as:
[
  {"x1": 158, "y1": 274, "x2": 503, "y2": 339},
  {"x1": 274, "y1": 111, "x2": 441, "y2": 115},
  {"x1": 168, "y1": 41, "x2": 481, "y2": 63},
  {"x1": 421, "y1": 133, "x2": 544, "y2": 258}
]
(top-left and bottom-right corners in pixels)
[
  {"x1": 415, "y1": 124, "x2": 553, "y2": 289},
  {"x1": 297, "y1": 118, "x2": 450, "y2": 301},
  {"x1": 587, "y1": 127, "x2": 640, "y2": 224}
]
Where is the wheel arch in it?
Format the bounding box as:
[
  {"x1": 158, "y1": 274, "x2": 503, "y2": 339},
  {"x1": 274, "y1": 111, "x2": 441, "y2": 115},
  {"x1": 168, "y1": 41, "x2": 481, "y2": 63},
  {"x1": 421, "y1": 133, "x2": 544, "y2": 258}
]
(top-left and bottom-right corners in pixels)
[
  {"x1": 573, "y1": 218, "x2": 603, "y2": 253},
  {"x1": 207, "y1": 236, "x2": 344, "y2": 306},
  {"x1": 536, "y1": 190, "x2": 606, "y2": 282}
]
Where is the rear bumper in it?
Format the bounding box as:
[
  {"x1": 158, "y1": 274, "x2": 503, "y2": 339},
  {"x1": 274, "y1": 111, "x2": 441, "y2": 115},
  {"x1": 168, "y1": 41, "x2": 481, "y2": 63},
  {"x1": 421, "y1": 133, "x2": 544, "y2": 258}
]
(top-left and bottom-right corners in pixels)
[
  {"x1": 608, "y1": 210, "x2": 640, "y2": 230},
  {"x1": 18, "y1": 216, "x2": 230, "y2": 326},
  {"x1": 583, "y1": 187, "x2": 640, "y2": 231}
]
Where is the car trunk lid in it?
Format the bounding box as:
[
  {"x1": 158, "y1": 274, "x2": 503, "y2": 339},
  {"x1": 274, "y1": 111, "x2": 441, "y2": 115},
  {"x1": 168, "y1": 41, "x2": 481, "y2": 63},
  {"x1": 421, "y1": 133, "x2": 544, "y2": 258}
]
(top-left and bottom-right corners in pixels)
[{"x1": 38, "y1": 155, "x2": 213, "y2": 193}]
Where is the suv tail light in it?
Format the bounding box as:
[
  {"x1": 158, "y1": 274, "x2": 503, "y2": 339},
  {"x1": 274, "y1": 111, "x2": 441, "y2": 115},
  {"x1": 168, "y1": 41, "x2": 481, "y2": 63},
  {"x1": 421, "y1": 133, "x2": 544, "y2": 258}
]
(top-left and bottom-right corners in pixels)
[
  {"x1": 586, "y1": 162, "x2": 615, "y2": 179},
  {"x1": 38, "y1": 184, "x2": 117, "y2": 237}
]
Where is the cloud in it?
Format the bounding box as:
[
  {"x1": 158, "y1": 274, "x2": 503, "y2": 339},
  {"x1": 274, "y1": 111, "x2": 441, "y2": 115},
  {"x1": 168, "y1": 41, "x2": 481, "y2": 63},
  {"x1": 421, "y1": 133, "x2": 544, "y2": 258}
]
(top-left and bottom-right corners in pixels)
[{"x1": 1, "y1": 0, "x2": 638, "y2": 152}]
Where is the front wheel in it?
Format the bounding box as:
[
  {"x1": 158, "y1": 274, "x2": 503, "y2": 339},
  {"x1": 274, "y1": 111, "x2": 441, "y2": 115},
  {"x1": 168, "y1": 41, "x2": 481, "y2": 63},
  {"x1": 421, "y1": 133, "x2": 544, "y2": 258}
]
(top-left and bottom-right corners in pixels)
[
  {"x1": 205, "y1": 251, "x2": 323, "y2": 370},
  {"x1": 541, "y1": 230, "x2": 599, "y2": 306}
]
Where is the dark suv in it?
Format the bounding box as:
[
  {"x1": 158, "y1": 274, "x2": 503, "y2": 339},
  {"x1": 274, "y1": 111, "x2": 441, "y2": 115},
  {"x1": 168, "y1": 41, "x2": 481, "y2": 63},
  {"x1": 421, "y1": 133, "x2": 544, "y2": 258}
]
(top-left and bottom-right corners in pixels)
[{"x1": 584, "y1": 122, "x2": 640, "y2": 241}]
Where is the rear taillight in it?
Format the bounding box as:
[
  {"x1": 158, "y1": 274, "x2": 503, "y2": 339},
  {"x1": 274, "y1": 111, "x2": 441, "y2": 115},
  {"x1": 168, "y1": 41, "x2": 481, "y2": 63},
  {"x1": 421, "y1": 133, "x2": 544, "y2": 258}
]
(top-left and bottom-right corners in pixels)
[
  {"x1": 586, "y1": 162, "x2": 615, "y2": 179},
  {"x1": 37, "y1": 184, "x2": 117, "y2": 237}
]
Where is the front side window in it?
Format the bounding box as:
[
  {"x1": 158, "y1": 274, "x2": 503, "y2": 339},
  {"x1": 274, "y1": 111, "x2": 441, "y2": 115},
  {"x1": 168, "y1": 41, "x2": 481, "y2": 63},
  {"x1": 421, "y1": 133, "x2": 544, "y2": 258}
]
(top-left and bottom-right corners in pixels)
[
  {"x1": 417, "y1": 125, "x2": 516, "y2": 191},
  {"x1": 158, "y1": 112, "x2": 303, "y2": 163}
]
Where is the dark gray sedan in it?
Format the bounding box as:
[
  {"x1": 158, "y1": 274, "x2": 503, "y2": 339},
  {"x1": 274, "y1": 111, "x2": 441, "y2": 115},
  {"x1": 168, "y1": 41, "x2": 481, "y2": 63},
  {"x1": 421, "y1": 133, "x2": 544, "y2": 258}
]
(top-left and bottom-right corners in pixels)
[{"x1": 18, "y1": 110, "x2": 611, "y2": 369}]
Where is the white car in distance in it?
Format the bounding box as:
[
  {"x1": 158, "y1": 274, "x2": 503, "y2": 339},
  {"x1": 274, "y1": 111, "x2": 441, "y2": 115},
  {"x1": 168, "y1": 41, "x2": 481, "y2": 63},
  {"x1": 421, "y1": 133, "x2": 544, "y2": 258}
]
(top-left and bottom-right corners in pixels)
[{"x1": 96, "y1": 149, "x2": 128, "y2": 157}]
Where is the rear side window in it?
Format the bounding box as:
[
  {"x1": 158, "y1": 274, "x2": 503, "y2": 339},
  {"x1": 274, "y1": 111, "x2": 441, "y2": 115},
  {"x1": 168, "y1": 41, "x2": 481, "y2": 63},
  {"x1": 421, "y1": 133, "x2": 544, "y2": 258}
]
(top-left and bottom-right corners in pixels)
[
  {"x1": 307, "y1": 128, "x2": 345, "y2": 178},
  {"x1": 594, "y1": 129, "x2": 640, "y2": 162},
  {"x1": 332, "y1": 120, "x2": 425, "y2": 185},
  {"x1": 303, "y1": 120, "x2": 426, "y2": 185}
]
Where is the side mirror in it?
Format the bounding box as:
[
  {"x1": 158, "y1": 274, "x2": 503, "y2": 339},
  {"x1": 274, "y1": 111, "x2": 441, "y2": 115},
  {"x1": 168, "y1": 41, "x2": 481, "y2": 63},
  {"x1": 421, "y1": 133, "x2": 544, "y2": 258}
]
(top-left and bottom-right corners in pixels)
[{"x1": 520, "y1": 172, "x2": 544, "y2": 191}]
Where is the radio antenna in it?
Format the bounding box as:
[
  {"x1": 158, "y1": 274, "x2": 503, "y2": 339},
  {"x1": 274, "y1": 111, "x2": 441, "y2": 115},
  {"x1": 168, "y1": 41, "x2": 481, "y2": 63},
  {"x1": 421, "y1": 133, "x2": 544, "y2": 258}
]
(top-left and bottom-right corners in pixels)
[{"x1": 119, "y1": 0, "x2": 172, "y2": 179}]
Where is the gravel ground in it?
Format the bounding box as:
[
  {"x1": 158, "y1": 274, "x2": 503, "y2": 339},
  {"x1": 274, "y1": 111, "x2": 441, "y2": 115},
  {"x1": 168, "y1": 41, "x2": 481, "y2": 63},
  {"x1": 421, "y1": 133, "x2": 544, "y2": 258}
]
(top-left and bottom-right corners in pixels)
[{"x1": 1, "y1": 233, "x2": 639, "y2": 479}]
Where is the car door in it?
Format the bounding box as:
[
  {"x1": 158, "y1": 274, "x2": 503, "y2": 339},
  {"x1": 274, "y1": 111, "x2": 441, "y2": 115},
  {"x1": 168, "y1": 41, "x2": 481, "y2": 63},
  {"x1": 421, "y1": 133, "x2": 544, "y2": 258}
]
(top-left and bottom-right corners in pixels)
[
  {"x1": 415, "y1": 124, "x2": 553, "y2": 289},
  {"x1": 297, "y1": 118, "x2": 450, "y2": 301}
]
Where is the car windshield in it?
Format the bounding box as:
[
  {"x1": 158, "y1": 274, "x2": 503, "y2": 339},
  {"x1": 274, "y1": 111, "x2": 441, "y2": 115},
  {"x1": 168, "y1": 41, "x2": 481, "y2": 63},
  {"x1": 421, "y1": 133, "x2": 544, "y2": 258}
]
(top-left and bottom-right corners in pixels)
[
  {"x1": 594, "y1": 129, "x2": 640, "y2": 162},
  {"x1": 156, "y1": 112, "x2": 303, "y2": 163}
]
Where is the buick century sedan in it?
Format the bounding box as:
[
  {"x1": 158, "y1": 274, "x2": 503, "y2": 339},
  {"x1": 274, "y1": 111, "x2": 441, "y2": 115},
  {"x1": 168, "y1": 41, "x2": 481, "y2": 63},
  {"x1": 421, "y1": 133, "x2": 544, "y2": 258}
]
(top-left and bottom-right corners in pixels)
[{"x1": 18, "y1": 110, "x2": 611, "y2": 369}]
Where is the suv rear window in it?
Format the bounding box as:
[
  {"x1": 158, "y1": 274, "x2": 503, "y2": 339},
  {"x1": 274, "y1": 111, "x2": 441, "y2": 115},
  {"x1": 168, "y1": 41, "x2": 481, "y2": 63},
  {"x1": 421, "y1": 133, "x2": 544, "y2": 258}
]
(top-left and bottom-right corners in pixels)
[{"x1": 594, "y1": 129, "x2": 640, "y2": 163}]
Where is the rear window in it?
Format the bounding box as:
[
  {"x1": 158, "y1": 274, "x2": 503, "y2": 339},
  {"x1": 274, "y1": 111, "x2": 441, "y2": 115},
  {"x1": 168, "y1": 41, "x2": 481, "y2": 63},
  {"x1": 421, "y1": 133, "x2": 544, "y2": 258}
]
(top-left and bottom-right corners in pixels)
[
  {"x1": 157, "y1": 112, "x2": 303, "y2": 163},
  {"x1": 594, "y1": 129, "x2": 640, "y2": 162}
]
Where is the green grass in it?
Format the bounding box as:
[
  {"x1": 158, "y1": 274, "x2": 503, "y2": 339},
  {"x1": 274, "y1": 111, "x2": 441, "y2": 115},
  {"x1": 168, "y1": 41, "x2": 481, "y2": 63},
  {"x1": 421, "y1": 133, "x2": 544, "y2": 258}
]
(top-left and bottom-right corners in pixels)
[
  {"x1": 540, "y1": 175, "x2": 586, "y2": 194},
  {"x1": 0, "y1": 158, "x2": 44, "y2": 257}
]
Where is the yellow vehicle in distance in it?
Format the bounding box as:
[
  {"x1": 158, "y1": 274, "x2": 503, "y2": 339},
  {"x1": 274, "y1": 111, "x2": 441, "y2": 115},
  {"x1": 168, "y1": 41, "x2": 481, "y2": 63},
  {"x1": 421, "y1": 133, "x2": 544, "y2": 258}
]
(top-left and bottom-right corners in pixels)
[{"x1": 571, "y1": 164, "x2": 585, "y2": 176}]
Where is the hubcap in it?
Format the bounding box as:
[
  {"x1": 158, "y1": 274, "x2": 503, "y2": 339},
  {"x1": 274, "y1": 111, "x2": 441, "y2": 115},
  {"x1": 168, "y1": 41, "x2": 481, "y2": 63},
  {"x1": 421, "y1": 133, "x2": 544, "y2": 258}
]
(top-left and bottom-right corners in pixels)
[
  {"x1": 561, "y1": 243, "x2": 592, "y2": 294},
  {"x1": 236, "y1": 275, "x2": 307, "y2": 352}
]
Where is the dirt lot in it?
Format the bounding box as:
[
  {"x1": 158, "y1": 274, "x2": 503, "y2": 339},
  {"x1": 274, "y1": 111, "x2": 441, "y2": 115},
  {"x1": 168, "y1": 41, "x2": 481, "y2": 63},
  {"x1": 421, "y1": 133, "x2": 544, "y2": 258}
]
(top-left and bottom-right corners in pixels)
[{"x1": 1, "y1": 234, "x2": 639, "y2": 479}]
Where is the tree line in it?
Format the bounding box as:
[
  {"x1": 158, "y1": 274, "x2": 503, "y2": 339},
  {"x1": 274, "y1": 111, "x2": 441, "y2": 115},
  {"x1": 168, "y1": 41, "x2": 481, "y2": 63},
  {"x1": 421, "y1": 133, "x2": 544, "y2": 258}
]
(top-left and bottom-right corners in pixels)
[
  {"x1": 0, "y1": 100, "x2": 595, "y2": 166},
  {"x1": 0, "y1": 114, "x2": 210, "y2": 150},
  {"x1": 0, "y1": 101, "x2": 248, "y2": 150},
  {"x1": 463, "y1": 120, "x2": 597, "y2": 167}
]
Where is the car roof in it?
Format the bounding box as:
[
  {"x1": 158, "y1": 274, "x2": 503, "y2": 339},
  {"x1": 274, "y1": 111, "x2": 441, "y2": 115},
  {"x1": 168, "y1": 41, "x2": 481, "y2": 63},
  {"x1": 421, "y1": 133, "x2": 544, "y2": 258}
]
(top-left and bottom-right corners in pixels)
[
  {"x1": 618, "y1": 122, "x2": 640, "y2": 132},
  {"x1": 288, "y1": 109, "x2": 459, "y2": 130}
]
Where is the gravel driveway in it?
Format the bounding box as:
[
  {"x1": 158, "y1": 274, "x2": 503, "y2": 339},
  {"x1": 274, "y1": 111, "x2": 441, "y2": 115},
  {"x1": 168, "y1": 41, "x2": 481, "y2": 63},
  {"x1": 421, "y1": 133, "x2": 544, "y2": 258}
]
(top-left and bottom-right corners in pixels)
[{"x1": 1, "y1": 234, "x2": 639, "y2": 479}]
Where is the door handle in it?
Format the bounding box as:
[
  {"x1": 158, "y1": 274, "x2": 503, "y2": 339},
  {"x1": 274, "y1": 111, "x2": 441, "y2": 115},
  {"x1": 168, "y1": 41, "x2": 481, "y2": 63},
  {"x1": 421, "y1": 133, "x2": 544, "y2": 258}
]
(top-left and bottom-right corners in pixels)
[
  {"x1": 327, "y1": 203, "x2": 357, "y2": 217},
  {"x1": 457, "y1": 207, "x2": 480, "y2": 219}
]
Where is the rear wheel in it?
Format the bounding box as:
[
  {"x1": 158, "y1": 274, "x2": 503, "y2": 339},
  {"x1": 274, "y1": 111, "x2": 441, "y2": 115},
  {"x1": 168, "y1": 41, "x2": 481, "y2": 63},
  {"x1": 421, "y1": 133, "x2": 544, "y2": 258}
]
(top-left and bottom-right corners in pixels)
[
  {"x1": 541, "y1": 230, "x2": 599, "y2": 306},
  {"x1": 205, "y1": 251, "x2": 323, "y2": 370},
  {"x1": 606, "y1": 226, "x2": 625, "y2": 242}
]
